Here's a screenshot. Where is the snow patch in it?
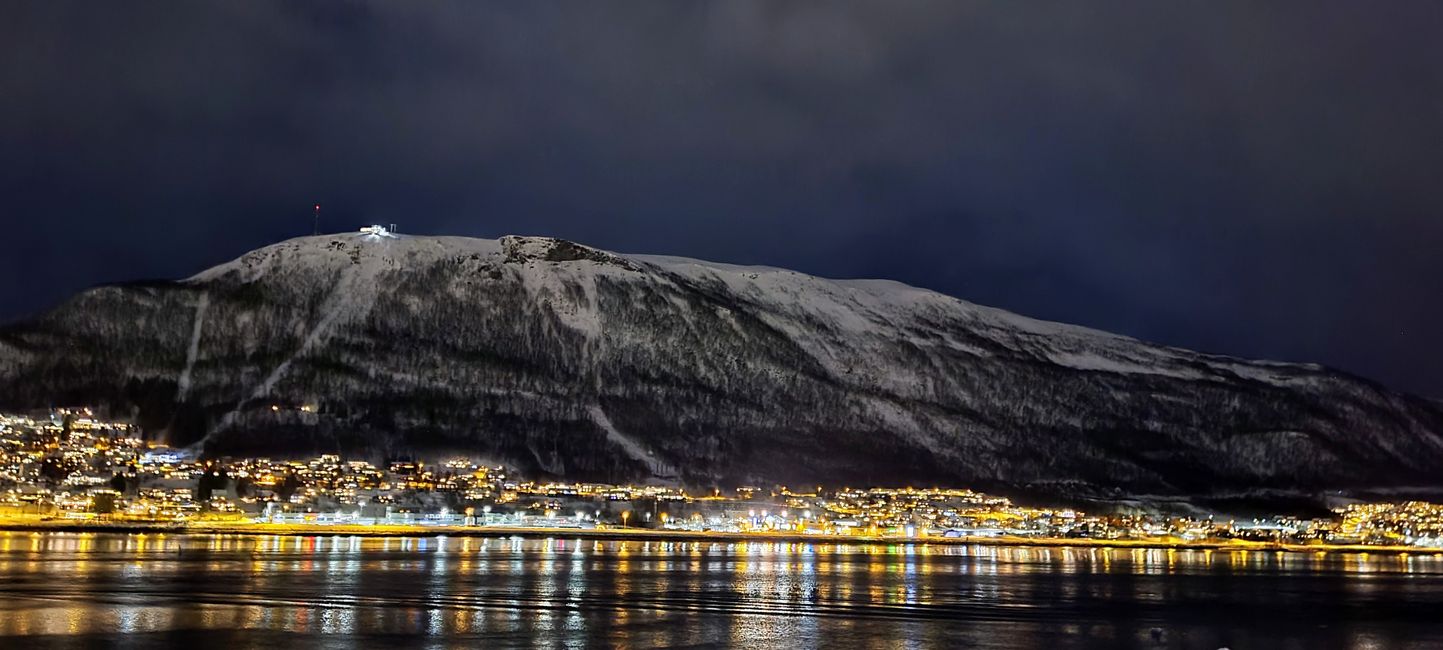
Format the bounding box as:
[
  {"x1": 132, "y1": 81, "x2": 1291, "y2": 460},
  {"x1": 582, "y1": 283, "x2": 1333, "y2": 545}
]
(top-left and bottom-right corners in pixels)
[
  {"x1": 588, "y1": 403, "x2": 676, "y2": 478},
  {"x1": 864, "y1": 397, "x2": 949, "y2": 457},
  {"x1": 1045, "y1": 350, "x2": 1206, "y2": 380},
  {"x1": 175, "y1": 292, "x2": 208, "y2": 401}
]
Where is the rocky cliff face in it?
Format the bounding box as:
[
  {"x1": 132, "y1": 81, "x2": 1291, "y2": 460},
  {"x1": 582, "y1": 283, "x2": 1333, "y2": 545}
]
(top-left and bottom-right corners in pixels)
[{"x1": 3, "y1": 232, "x2": 1442, "y2": 500}]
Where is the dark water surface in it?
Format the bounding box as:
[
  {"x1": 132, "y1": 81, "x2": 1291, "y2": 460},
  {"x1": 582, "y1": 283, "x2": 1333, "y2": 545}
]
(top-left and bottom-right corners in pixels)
[{"x1": 1, "y1": 532, "x2": 1441, "y2": 649}]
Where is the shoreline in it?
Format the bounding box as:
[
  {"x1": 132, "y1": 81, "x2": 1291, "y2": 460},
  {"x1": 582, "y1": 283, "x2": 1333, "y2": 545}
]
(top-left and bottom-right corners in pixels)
[{"x1": 2, "y1": 519, "x2": 1437, "y2": 556}]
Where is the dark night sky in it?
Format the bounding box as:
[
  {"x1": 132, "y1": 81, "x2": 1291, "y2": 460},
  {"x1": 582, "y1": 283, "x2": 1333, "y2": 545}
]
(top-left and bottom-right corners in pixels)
[{"x1": 3, "y1": 2, "x2": 1442, "y2": 395}]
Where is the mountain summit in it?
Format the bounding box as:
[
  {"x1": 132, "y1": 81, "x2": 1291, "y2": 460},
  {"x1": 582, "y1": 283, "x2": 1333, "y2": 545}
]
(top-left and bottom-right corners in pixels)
[{"x1": 3, "y1": 231, "x2": 1441, "y2": 501}]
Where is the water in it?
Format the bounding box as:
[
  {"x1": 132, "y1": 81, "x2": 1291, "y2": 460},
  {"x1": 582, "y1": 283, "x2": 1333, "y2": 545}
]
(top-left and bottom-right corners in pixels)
[{"x1": 1, "y1": 532, "x2": 1441, "y2": 649}]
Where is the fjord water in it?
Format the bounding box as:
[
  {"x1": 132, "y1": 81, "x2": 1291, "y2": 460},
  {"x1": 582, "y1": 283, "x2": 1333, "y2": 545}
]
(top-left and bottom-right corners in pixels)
[{"x1": 1, "y1": 532, "x2": 1440, "y2": 649}]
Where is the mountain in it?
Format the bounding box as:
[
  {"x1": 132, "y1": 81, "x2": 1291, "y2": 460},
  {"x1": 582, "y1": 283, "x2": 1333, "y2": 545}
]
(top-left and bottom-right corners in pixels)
[{"x1": 2, "y1": 231, "x2": 1442, "y2": 503}]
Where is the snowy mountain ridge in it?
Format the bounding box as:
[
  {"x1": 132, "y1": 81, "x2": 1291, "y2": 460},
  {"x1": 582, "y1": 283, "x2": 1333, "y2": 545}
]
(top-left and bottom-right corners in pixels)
[{"x1": 2, "y1": 231, "x2": 1440, "y2": 502}]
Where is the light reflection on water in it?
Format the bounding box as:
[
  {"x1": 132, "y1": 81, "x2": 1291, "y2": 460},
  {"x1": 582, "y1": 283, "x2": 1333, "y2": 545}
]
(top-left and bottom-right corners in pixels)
[{"x1": 0, "y1": 532, "x2": 1441, "y2": 649}]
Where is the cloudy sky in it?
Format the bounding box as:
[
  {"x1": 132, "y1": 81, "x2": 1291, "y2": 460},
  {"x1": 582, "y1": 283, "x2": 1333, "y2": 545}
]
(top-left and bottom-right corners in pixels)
[{"x1": 3, "y1": 2, "x2": 1442, "y2": 394}]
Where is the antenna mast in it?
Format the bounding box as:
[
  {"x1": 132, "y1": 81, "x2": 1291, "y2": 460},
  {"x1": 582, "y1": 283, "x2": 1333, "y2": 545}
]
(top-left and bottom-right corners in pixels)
[{"x1": 313, "y1": 204, "x2": 321, "y2": 235}]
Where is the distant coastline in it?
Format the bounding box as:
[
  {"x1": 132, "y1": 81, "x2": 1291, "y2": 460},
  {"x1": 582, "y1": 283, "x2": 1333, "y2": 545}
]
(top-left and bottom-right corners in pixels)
[{"x1": 2, "y1": 518, "x2": 1436, "y2": 557}]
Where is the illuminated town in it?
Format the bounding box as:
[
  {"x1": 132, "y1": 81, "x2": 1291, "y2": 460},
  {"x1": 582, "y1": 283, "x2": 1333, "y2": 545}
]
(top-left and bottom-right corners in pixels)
[{"x1": 3, "y1": 408, "x2": 1441, "y2": 550}]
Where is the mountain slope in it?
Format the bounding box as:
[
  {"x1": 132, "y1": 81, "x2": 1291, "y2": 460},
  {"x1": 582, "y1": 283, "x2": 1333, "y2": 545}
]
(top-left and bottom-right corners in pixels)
[{"x1": 3, "y1": 232, "x2": 1441, "y2": 499}]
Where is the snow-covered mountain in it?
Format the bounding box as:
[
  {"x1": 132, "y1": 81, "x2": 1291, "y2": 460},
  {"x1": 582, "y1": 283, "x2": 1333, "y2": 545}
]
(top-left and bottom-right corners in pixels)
[{"x1": 3, "y1": 232, "x2": 1441, "y2": 500}]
